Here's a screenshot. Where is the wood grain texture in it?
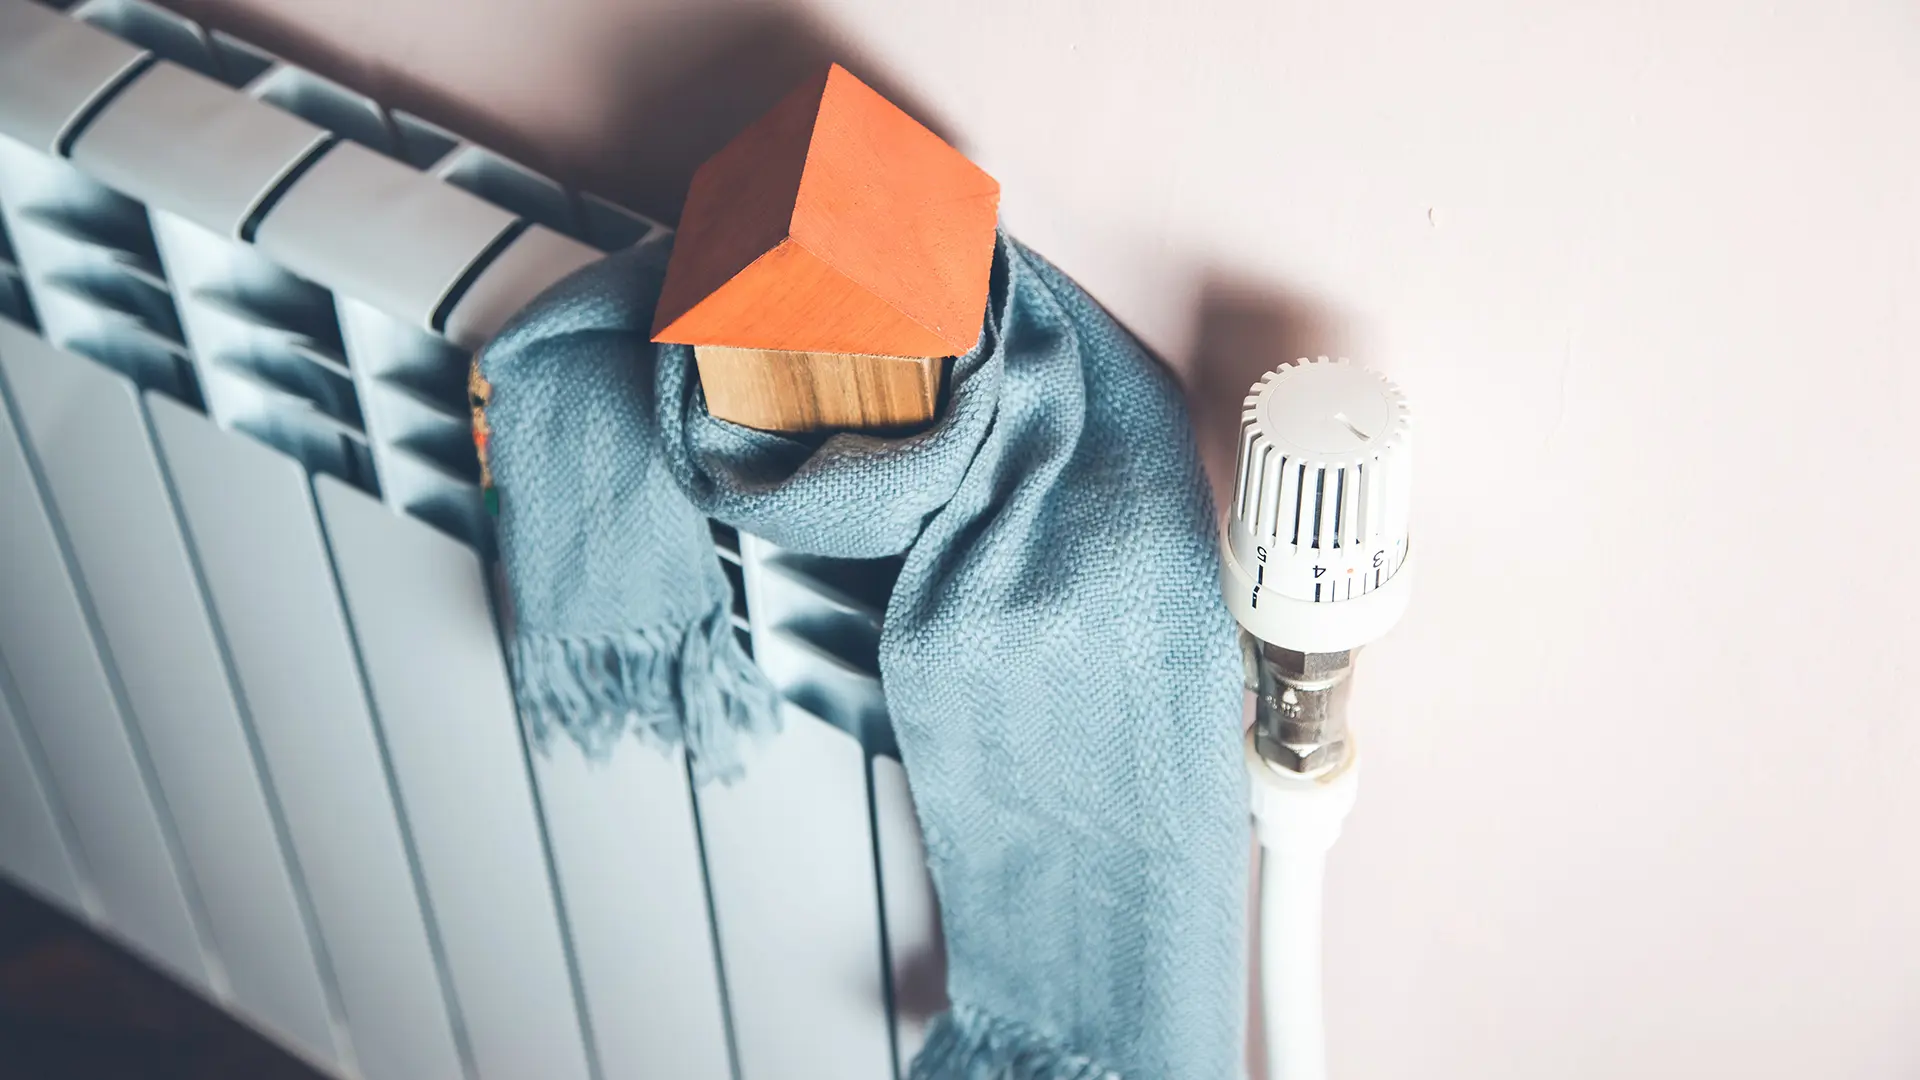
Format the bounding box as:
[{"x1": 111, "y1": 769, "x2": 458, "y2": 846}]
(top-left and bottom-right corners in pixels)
[
  {"x1": 653, "y1": 64, "x2": 998, "y2": 361},
  {"x1": 694, "y1": 344, "x2": 942, "y2": 433}
]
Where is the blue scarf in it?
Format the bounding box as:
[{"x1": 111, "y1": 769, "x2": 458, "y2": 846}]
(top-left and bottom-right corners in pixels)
[{"x1": 478, "y1": 232, "x2": 1247, "y2": 1079}]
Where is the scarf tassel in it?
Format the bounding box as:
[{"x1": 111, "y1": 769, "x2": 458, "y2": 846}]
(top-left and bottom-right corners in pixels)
[
  {"x1": 509, "y1": 605, "x2": 780, "y2": 783},
  {"x1": 911, "y1": 1006, "x2": 1122, "y2": 1080}
]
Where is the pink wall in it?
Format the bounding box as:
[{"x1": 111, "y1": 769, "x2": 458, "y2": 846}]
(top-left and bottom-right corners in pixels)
[{"x1": 169, "y1": 1, "x2": 1920, "y2": 1075}]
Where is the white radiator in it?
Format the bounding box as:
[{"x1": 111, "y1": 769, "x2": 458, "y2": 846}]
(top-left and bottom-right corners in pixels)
[{"x1": 0, "y1": 1, "x2": 944, "y2": 1077}]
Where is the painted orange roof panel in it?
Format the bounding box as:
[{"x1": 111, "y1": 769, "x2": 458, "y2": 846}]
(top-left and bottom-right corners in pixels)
[
  {"x1": 653, "y1": 64, "x2": 1000, "y2": 358},
  {"x1": 649, "y1": 238, "x2": 957, "y2": 356},
  {"x1": 651, "y1": 70, "x2": 824, "y2": 345}
]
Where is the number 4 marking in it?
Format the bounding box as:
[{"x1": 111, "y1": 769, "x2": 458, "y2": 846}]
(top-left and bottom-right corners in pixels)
[{"x1": 1313, "y1": 566, "x2": 1326, "y2": 578}]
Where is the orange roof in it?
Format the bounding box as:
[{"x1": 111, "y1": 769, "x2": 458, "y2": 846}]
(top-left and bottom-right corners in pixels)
[{"x1": 652, "y1": 65, "x2": 1000, "y2": 358}]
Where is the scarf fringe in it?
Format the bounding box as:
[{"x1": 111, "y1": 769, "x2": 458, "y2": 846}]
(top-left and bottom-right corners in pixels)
[
  {"x1": 509, "y1": 605, "x2": 780, "y2": 784},
  {"x1": 910, "y1": 1006, "x2": 1122, "y2": 1080}
]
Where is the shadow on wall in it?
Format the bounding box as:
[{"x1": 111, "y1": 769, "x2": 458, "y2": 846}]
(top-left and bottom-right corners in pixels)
[
  {"x1": 566, "y1": 4, "x2": 956, "y2": 222},
  {"x1": 1186, "y1": 274, "x2": 1349, "y2": 494},
  {"x1": 1183, "y1": 273, "x2": 1352, "y2": 1080},
  {"x1": 168, "y1": 0, "x2": 952, "y2": 226}
]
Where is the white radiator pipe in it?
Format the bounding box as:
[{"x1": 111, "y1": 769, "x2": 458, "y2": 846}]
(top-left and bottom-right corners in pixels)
[{"x1": 1248, "y1": 732, "x2": 1360, "y2": 1080}]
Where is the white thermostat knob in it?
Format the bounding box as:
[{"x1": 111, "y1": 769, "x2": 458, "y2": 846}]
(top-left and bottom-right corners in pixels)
[{"x1": 1221, "y1": 357, "x2": 1414, "y2": 653}]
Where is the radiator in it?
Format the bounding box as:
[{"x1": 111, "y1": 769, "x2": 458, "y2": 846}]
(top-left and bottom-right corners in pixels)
[{"x1": 0, "y1": 1, "x2": 944, "y2": 1077}]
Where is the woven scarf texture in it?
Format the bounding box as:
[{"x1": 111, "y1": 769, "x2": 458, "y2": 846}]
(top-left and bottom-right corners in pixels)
[{"x1": 477, "y1": 231, "x2": 1248, "y2": 1079}]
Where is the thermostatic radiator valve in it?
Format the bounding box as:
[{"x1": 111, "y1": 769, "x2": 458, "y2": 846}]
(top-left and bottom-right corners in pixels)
[{"x1": 1221, "y1": 357, "x2": 1413, "y2": 776}]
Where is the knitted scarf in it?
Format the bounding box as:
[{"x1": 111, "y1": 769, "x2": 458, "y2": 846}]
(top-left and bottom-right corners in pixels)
[{"x1": 477, "y1": 232, "x2": 1247, "y2": 1079}]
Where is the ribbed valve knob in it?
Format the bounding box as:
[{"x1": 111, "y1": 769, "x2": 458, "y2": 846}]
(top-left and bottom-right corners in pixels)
[{"x1": 1221, "y1": 357, "x2": 1414, "y2": 652}]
